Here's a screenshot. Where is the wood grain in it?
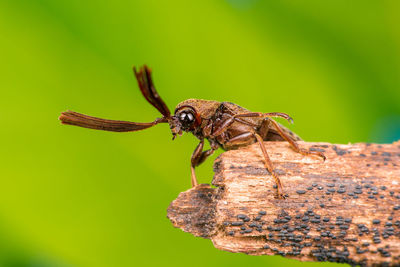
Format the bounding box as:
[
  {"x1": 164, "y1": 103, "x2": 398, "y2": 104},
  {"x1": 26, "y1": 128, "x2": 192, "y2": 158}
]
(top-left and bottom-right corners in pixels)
[{"x1": 168, "y1": 140, "x2": 400, "y2": 266}]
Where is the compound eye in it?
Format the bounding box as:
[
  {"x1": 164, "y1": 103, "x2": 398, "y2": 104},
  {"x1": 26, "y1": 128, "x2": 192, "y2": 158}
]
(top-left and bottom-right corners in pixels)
[
  {"x1": 179, "y1": 112, "x2": 195, "y2": 128},
  {"x1": 179, "y1": 112, "x2": 194, "y2": 122}
]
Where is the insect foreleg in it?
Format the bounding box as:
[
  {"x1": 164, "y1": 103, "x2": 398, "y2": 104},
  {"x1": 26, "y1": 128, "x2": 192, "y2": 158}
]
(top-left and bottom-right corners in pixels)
[
  {"x1": 190, "y1": 139, "x2": 205, "y2": 187},
  {"x1": 195, "y1": 149, "x2": 216, "y2": 166},
  {"x1": 195, "y1": 140, "x2": 219, "y2": 167}
]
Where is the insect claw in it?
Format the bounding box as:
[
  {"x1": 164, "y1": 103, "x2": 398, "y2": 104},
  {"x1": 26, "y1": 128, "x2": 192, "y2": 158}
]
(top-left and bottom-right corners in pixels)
[
  {"x1": 276, "y1": 113, "x2": 294, "y2": 123},
  {"x1": 276, "y1": 192, "x2": 287, "y2": 199},
  {"x1": 312, "y1": 150, "x2": 326, "y2": 161}
]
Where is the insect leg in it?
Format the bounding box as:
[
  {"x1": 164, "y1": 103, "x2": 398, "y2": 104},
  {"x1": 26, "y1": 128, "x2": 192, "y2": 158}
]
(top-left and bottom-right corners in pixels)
[
  {"x1": 211, "y1": 116, "x2": 235, "y2": 137},
  {"x1": 211, "y1": 112, "x2": 293, "y2": 138},
  {"x1": 223, "y1": 132, "x2": 285, "y2": 199},
  {"x1": 194, "y1": 140, "x2": 219, "y2": 167},
  {"x1": 190, "y1": 139, "x2": 205, "y2": 187},
  {"x1": 253, "y1": 133, "x2": 286, "y2": 199},
  {"x1": 195, "y1": 149, "x2": 216, "y2": 166},
  {"x1": 223, "y1": 132, "x2": 254, "y2": 147},
  {"x1": 235, "y1": 112, "x2": 293, "y2": 123},
  {"x1": 268, "y1": 119, "x2": 326, "y2": 160}
]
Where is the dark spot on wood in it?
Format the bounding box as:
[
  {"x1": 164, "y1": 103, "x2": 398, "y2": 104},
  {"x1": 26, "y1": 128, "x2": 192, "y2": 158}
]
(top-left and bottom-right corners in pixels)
[
  {"x1": 333, "y1": 145, "x2": 347, "y2": 156},
  {"x1": 237, "y1": 214, "x2": 246, "y2": 219},
  {"x1": 310, "y1": 147, "x2": 326, "y2": 152},
  {"x1": 372, "y1": 219, "x2": 380, "y2": 224},
  {"x1": 302, "y1": 216, "x2": 309, "y2": 222}
]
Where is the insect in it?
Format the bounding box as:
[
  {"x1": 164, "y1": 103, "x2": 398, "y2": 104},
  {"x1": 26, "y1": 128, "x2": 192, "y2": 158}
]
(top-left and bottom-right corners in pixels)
[{"x1": 59, "y1": 65, "x2": 325, "y2": 199}]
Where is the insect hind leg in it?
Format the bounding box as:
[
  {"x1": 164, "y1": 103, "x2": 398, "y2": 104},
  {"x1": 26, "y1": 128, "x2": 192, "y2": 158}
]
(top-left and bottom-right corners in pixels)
[
  {"x1": 268, "y1": 119, "x2": 326, "y2": 160},
  {"x1": 252, "y1": 132, "x2": 286, "y2": 199},
  {"x1": 223, "y1": 131, "x2": 286, "y2": 199}
]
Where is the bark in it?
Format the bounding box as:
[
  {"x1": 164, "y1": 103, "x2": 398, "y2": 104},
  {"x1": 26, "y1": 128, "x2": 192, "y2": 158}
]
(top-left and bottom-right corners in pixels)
[{"x1": 167, "y1": 140, "x2": 400, "y2": 266}]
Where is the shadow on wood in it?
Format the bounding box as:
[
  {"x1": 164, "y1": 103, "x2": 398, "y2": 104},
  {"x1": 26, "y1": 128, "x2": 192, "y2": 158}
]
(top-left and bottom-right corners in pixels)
[{"x1": 168, "y1": 141, "x2": 400, "y2": 266}]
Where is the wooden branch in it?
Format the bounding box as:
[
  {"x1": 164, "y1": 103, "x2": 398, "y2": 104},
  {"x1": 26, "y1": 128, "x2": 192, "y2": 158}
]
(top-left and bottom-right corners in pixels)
[{"x1": 167, "y1": 141, "x2": 400, "y2": 267}]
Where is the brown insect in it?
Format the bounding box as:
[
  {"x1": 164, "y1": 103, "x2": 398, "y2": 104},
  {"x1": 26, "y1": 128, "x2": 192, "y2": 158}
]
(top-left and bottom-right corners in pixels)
[{"x1": 59, "y1": 65, "x2": 325, "y2": 198}]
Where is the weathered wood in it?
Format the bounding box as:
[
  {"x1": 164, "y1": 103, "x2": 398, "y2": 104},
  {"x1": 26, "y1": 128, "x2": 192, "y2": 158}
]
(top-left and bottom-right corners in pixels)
[{"x1": 167, "y1": 141, "x2": 400, "y2": 266}]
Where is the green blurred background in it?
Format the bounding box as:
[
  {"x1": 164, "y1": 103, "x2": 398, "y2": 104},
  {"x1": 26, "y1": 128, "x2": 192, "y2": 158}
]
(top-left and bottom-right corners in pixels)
[{"x1": 0, "y1": 0, "x2": 399, "y2": 266}]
